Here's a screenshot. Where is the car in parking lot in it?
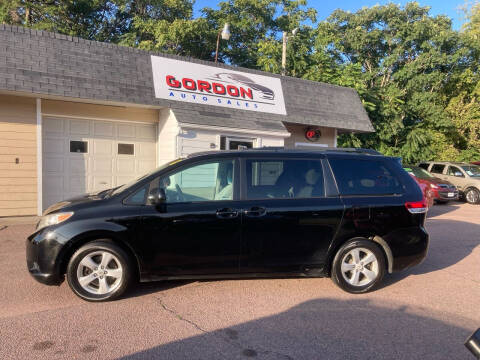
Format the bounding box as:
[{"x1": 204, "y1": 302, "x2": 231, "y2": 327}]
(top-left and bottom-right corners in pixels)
[
  {"x1": 418, "y1": 162, "x2": 480, "y2": 204},
  {"x1": 27, "y1": 148, "x2": 429, "y2": 301},
  {"x1": 403, "y1": 165, "x2": 458, "y2": 204}
]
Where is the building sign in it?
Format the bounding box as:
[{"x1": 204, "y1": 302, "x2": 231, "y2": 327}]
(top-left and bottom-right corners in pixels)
[
  {"x1": 151, "y1": 56, "x2": 287, "y2": 115},
  {"x1": 305, "y1": 127, "x2": 322, "y2": 142}
]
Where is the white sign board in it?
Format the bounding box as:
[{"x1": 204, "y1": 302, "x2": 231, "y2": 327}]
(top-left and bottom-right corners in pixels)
[{"x1": 151, "y1": 56, "x2": 287, "y2": 115}]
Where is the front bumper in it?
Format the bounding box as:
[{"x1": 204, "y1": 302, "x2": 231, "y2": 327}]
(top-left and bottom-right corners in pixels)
[
  {"x1": 26, "y1": 228, "x2": 66, "y2": 286},
  {"x1": 434, "y1": 189, "x2": 459, "y2": 201}
]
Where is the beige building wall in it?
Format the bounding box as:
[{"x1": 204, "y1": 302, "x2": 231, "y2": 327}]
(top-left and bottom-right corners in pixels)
[
  {"x1": 158, "y1": 109, "x2": 179, "y2": 166},
  {"x1": 284, "y1": 123, "x2": 336, "y2": 148},
  {"x1": 0, "y1": 95, "x2": 37, "y2": 216}
]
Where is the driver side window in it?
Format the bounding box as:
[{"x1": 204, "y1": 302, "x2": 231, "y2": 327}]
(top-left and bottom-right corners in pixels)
[
  {"x1": 447, "y1": 166, "x2": 464, "y2": 177},
  {"x1": 148, "y1": 159, "x2": 235, "y2": 204}
]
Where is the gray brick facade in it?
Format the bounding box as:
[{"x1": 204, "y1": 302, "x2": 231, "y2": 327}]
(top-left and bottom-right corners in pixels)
[{"x1": 0, "y1": 24, "x2": 373, "y2": 133}]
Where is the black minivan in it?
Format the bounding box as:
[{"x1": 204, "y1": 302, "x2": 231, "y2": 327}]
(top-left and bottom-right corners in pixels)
[{"x1": 27, "y1": 149, "x2": 429, "y2": 301}]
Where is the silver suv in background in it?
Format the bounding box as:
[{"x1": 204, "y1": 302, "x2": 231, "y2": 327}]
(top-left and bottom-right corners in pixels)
[{"x1": 417, "y1": 162, "x2": 480, "y2": 204}]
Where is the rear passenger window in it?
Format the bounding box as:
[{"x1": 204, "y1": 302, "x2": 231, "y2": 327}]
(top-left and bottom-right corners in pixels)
[
  {"x1": 246, "y1": 159, "x2": 324, "y2": 199},
  {"x1": 430, "y1": 164, "x2": 446, "y2": 174},
  {"x1": 329, "y1": 159, "x2": 403, "y2": 196}
]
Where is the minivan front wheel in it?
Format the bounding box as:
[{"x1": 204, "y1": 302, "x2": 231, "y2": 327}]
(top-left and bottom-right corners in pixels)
[
  {"x1": 331, "y1": 239, "x2": 385, "y2": 294},
  {"x1": 66, "y1": 241, "x2": 133, "y2": 301}
]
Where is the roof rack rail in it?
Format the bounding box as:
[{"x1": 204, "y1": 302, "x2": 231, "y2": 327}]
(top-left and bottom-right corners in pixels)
[
  {"x1": 254, "y1": 146, "x2": 382, "y2": 155},
  {"x1": 187, "y1": 147, "x2": 383, "y2": 158}
]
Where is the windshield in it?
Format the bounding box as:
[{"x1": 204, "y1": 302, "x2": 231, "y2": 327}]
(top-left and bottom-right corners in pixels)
[
  {"x1": 109, "y1": 158, "x2": 185, "y2": 197},
  {"x1": 462, "y1": 165, "x2": 480, "y2": 177},
  {"x1": 403, "y1": 166, "x2": 435, "y2": 179}
]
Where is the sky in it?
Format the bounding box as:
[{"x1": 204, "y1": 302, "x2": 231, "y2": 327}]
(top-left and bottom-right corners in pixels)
[{"x1": 193, "y1": 0, "x2": 468, "y2": 30}]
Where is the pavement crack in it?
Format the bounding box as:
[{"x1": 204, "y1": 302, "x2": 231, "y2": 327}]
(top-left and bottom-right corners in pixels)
[
  {"x1": 0, "y1": 225, "x2": 7, "y2": 231},
  {"x1": 155, "y1": 297, "x2": 207, "y2": 334},
  {"x1": 155, "y1": 296, "x2": 294, "y2": 359}
]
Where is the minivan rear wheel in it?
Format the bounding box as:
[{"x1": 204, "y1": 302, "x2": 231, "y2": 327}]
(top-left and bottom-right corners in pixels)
[
  {"x1": 66, "y1": 240, "x2": 133, "y2": 302},
  {"x1": 465, "y1": 187, "x2": 480, "y2": 204},
  {"x1": 331, "y1": 239, "x2": 385, "y2": 294}
]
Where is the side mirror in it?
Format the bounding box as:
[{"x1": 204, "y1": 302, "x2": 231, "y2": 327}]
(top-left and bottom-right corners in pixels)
[{"x1": 147, "y1": 188, "x2": 166, "y2": 205}]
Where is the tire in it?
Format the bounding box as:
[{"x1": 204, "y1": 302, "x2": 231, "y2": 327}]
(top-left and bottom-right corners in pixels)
[
  {"x1": 465, "y1": 188, "x2": 480, "y2": 205},
  {"x1": 331, "y1": 239, "x2": 386, "y2": 294},
  {"x1": 66, "y1": 240, "x2": 133, "y2": 302}
]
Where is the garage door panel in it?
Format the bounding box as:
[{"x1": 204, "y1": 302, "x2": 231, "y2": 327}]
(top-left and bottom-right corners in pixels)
[
  {"x1": 68, "y1": 157, "x2": 89, "y2": 174},
  {"x1": 93, "y1": 139, "x2": 114, "y2": 155},
  {"x1": 116, "y1": 176, "x2": 134, "y2": 187},
  {"x1": 93, "y1": 158, "x2": 114, "y2": 174},
  {"x1": 44, "y1": 176, "x2": 64, "y2": 192},
  {"x1": 136, "y1": 125, "x2": 156, "y2": 140},
  {"x1": 138, "y1": 159, "x2": 157, "y2": 173},
  {"x1": 118, "y1": 124, "x2": 136, "y2": 138},
  {"x1": 91, "y1": 176, "x2": 113, "y2": 190},
  {"x1": 43, "y1": 157, "x2": 64, "y2": 173},
  {"x1": 70, "y1": 119, "x2": 90, "y2": 135},
  {"x1": 68, "y1": 176, "x2": 88, "y2": 197},
  {"x1": 117, "y1": 158, "x2": 135, "y2": 174},
  {"x1": 43, "y1": 117, "x2": 157, "y2": 210},
  {"x1": 94, "y1": 122, "x2": 114, "y2": 137},
  {"x1": 43, "y1": 138, "x2": 64, "y2": 154},
  {"x1": 44, "y1": 118, "x2": 64, "y2": 134},
  {"x1": 136, "y1": 142, "x2": 156, "y2": 158}
]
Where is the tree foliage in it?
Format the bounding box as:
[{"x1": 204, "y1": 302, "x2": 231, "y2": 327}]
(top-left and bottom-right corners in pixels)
[{"x1": 1, "y1": 1, "x2": 479, "y2": 162}]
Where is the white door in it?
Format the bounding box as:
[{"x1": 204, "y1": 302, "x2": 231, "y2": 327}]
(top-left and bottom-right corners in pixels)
[{"x1": 42, "y1": 117, "x2": 157, "y2": 209}]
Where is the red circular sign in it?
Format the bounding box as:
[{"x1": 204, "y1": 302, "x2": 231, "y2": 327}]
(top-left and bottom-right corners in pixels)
[{"x1": 305, "y1": 128, "x2": 321, "y2": 142}]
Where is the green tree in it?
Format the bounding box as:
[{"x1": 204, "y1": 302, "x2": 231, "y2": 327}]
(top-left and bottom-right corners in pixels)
[
  {"x1": 316, "y1": 3, "x2": 467, "y2": 163},
  {"x1": 0, "y1": 0, "x2": 125, "y2": 42},
  {"x1": 118, "y1": 0, "x2": 216, "y2": 59},
  {"x1": 203, "y1": 0, "x2": 316, "y2": 68}
]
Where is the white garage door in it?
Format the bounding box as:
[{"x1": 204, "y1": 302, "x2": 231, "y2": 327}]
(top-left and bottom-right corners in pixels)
[{"x1": 42, "y1": 117, "x2": 157, "y2": 209}]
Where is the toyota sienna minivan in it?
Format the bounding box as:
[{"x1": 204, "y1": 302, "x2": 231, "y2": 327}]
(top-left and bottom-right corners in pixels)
[{"x1": 27, "y1": 148, "x2": 429, "y2": 301}]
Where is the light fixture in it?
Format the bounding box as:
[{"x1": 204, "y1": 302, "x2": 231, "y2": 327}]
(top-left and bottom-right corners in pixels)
[
  {"x1": 282, "y1": 27, "x2": 299, "y2": 76},
  {"x1": 215, "y1": 23, "x2": 231, "y2": 63},
  {"x1": 221, "y1": 23, "x2": 231, "y2": 40}
]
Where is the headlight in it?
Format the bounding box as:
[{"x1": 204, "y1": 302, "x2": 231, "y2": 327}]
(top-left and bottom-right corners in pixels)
[
  {"x1": 430, "y1": 184, "x2": 439, "y2": 189},
  {"x1": 36, "y1": 212, "x2": 74, "y2": 231}
]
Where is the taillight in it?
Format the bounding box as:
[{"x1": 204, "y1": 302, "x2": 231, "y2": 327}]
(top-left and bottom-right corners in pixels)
[{"x1": 405, "y1": 200, "x2": 428, "y2": 214}]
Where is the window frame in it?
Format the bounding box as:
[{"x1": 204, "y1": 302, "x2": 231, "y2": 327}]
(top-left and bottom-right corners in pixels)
[
  {"x1": 447, "y1": 165, "x2": 464, "y2": 178},
  {"x1": 327, "y1": 157, "x2": 406, "y2": 197},
  {"x1": 430, "y1": 164, "x2": 446, "y2": 175},
  {"x1": 240, "y1": 157, "x2": 327, "y2": 201},
  {"x1": 117, "y1": 143, "x2": 135, "y2": 156},
  {"x1": 127, "y1": 157, "x2": 240, "y2": 206},
  {"x1": 69, "y1": 140, "x2": 88, "y2": 154}
]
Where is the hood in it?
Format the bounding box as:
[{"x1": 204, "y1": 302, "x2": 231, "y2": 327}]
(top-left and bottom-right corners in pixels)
[
  {"x1": 43, "y1": 190, "x2": 109, "y2": 215},
  {"x1": 426, "y1": 177, "x2": 455, "y2": 186}
]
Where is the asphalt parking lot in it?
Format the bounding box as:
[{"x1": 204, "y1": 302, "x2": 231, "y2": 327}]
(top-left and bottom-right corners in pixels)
[{"x1": 0, "y1": 202, "x2": 479, "y2": 360}]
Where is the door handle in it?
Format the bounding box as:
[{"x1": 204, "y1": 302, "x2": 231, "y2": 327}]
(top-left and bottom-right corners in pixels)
[
  {"x1": 216, "y1": 208, "x2": 239, "y2": 219},
  {"x1": 244, "y1": 206, "x2": 267, "y2": 217}
]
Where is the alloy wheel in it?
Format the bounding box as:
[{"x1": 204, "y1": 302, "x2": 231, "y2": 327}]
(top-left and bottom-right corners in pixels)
[
  {"x1": 76, "y1": 251, "x2": 123, "y2": 295},
  {"x1": 466, "y1": 189, "x2": 479, "y2": 204},
  {"x1": 340, "y1": 247, "x2": 379, "y2": 287}
]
